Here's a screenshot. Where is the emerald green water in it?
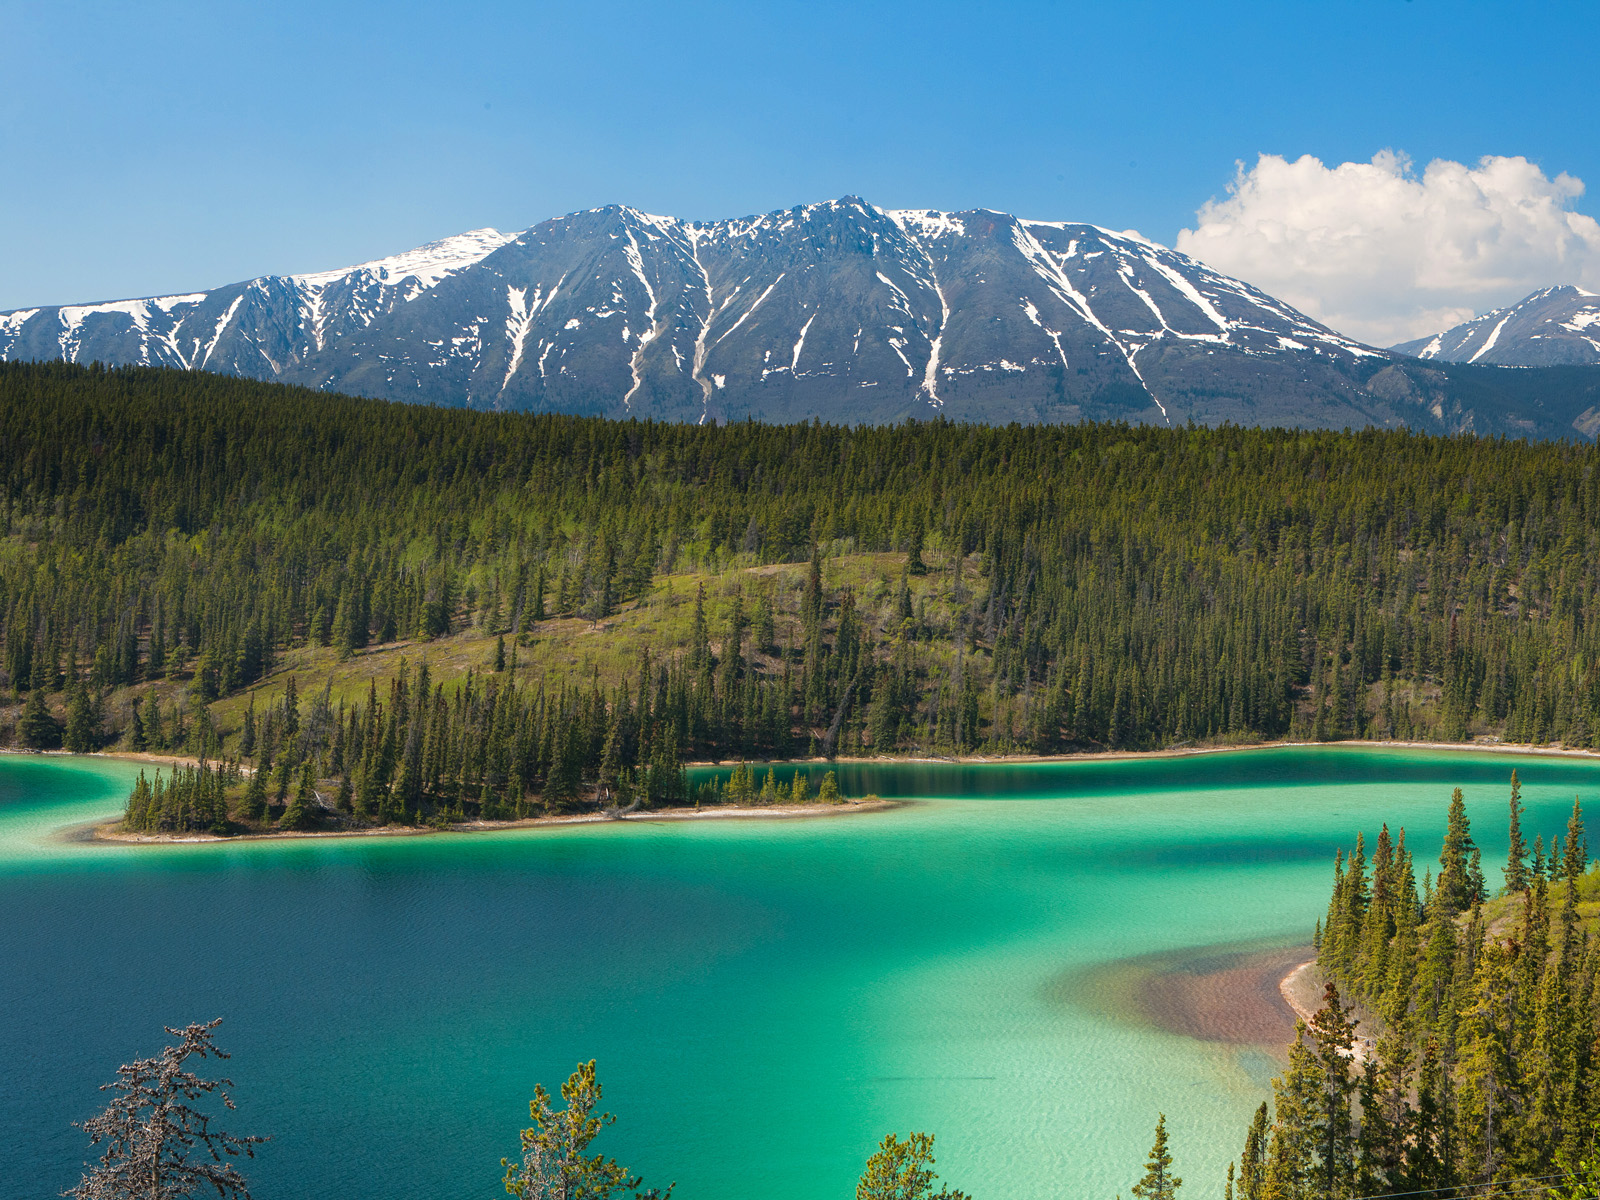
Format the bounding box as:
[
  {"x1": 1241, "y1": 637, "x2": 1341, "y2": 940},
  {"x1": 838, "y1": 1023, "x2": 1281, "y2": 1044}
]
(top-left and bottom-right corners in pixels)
[{"x1": 3, "y1": 747, "x2": 1596, "y2": 1199}]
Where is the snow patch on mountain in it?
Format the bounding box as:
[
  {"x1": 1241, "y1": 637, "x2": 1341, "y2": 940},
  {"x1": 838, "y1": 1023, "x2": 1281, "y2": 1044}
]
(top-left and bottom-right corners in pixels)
[
  {"x1": 294, "y1": 228, "x2": 514, "y2": 291},
  {"x1": 1395, "y1": 285, "x2": 1600, "y2": 366}
]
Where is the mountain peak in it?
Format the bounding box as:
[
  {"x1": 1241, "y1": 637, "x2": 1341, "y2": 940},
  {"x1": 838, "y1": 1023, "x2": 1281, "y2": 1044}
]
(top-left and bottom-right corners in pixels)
[
  {"x1": 1394, "y1": 285, "x2": 1600, "y2": 366},
  {"x1": 11, "y1": 195, "x2": 1589, "y2": 437}
]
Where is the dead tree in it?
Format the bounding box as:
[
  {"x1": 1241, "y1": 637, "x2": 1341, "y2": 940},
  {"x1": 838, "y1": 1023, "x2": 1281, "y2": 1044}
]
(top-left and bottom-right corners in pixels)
[{"x1": 68, "y1": 1018, "x2": 266, "y2": 1200}]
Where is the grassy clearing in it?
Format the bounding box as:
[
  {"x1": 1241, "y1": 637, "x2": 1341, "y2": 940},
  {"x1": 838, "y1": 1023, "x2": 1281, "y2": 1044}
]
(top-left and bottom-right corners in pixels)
[{"x1": 15, "y1": 550, "x2": 981, "y2": 758}]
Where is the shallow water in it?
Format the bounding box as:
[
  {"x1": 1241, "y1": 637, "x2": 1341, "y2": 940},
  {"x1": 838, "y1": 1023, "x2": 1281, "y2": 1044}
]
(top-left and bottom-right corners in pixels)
[{"x1": 2, "y1": 747, "x2": 1595, "y2": 1199}]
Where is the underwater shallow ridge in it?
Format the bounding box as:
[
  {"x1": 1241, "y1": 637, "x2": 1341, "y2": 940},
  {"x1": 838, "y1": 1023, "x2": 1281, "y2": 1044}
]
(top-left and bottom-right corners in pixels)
[{"x1": 2, "y1": 745, "x2": 1594, "y2": 1200}]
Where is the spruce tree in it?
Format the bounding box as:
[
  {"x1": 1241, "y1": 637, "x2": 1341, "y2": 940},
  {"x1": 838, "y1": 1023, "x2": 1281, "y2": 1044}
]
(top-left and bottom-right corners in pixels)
[
  {"x1": 17, "y1": 684, "x2": 60, "y2": 749},
  {"x1": 240, "y1": 764, "x2": 268, "y2": 823},
  {"x1": 856, "y1": 1131, "x2": 967, "y2": 1200},
  {"x1": 279, "y1": 762, "x2": 318, "y2": 831},
  {"x1": 1306, "y1": 982, "x2": 1358, "y2": 1198},
  {"x1": 1456, "y1": 940, "x2": 1517, "y2": 1183},
  {"x1": 1130, "y1": 1114, "x2": 1181, "y2": 1200},
  {"x1": 1562, "y1": 797, "x2": 1586, "y2": 881},
  {"x1": 128, "y1": 697, "x2": 148, "y2": 752},
  {"x1": 688, "y1": 583, "x2": 711, "y2": 674},
  {"x1": 1236, "y1": 1103, "x2": 1267, "y2": 1200},
  {"x1": 1436, "y1": 787, "x2": 1478, "y2": 918},
  {"x1": 63, "y1": 680, "x2": 97, "y2": 752},
  {"x1": 1504, "y1": 770, "x2": 1529, "y2": 894}
]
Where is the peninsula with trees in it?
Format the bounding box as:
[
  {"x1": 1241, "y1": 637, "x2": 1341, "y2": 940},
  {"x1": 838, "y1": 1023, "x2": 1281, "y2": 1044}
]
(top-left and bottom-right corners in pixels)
[{"x1": 5, "y1": 361, "x2": 1600, "y2": 834}]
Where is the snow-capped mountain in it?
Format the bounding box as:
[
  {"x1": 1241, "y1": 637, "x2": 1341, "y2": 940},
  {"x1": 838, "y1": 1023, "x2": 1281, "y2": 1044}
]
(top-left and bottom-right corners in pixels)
[
  {"x1": 0, "y1": 228, "x2": 518, "y2": 381},
  {"x1": 1393, "y1": 286, "x2": 1600, "y2": 367},
  {"x1": 5, "y1": 197, "x2": 1595, "y2": 434}
]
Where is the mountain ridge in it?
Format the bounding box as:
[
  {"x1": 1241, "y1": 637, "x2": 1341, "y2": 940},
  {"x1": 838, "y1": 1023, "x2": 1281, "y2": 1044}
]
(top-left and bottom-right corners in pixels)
[
  {"x1": 5, "y1": 197, "x2": 1600, "y2": 438},
  {"x1": 1393, "y1": 284, "x2": 1600, "y2": 367}
]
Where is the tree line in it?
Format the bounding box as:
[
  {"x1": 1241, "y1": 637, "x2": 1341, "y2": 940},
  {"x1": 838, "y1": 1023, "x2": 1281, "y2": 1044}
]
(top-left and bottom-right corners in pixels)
[
  {"x1": 1223, "y1": 776, "x2": 1598, "y2": 1200},
  {"x1": 67, "y1": 1023, "x2": 968, "y2": 1200},
  {"x1": 8, "y1": 360, "x2": 1600, "y2": 764},
  {"x1": 118, "y1": 656, "x2": 849, "y2": 834}
]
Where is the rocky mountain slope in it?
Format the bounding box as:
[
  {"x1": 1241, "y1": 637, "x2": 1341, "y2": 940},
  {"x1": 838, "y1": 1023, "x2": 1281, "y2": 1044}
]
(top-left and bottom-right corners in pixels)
[
  {"x1": 6, "y1": 198, "x2": 1600, "y2": 436},
  {"x1": 1393, "y1": 285, "x2": 1600, "y2": 367}
]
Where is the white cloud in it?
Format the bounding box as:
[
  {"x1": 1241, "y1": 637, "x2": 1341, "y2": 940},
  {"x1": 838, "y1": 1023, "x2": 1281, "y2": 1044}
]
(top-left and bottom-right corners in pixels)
[{"x1": 1175, "y1": 151, "x2": 1600, "y2": 346}]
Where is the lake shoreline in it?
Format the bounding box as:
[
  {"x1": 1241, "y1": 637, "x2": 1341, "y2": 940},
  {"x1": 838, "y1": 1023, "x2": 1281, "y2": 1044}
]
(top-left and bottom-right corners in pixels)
[
  {"x1": 19, "y1": 734, "x2": 1595, "y2": 850},
  {"x1": 691, "y1": 736, "x2": 1600, "y2": 767},
  {"x1": 67, "y1": 796, "x2": 904, "y2": 847},
  {"x1": 7, "y1": 735, "x2": 1591, "y2": 778}
]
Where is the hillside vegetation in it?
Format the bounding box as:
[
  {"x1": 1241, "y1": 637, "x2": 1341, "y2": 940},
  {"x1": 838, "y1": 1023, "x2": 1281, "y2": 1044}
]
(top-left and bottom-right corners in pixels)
[
  {"x1": 6, "y1": 362, "x2": 1600, "y2": 826},
  {"x1": 1226, "y1": 779, "x2": 1600, "y2": 1200}
]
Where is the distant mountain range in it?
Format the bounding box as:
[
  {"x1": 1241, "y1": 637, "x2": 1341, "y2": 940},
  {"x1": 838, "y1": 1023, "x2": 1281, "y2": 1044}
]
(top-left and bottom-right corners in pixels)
[
  {"x1": 6, "y1": 197, "x2": 1600, "y2": 438},
  {"x1": 1393, "y1": 285, "x2": 1600, "y2": 367}
]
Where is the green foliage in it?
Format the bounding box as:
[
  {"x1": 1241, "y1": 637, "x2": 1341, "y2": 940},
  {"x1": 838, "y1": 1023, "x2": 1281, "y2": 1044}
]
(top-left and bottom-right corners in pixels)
[
  {"x1": 62, "y1": 680, "x2": 101, "y2": 752},
  {"x1": 818, "y1": 770, "x2": 840, "y2": 803},
  {"x1": 1564, "y1": 796, "x2": 1588, "y2": 880},
  {"x1": 1504, "y1": 769, "x2": 1529, "y2": 894},
  {"x1": 278, "y1": 763, "x2": 319, "y2": 831},
  {"x1": 18, "y1": 685, "x2": 60, "y2": 749},
  {"x1": 855, "y1": 1131, "x2": 970, "y2": 1200},
  {"x1": 1129, "y1": 1114, "x2": 1181, "y2": 1200},
  {"x1": 1232, "y1": 776, "x2": 1600, "y2": 1199},
  {"x1": 501, "y1": 1060, "x2": 670, "y2": 1200},
  {"x1": 122, "y1": 761, "x2": 243, "y2": 835},
  {"x1": 11, "y1": 360, "x2": 1600, "y2": 766}
]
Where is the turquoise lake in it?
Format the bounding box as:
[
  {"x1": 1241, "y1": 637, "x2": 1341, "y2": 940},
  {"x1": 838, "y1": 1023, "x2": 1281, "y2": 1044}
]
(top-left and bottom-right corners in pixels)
[{"x1": 3, "y1": 747, "x2": 1596, "y2": 1199}]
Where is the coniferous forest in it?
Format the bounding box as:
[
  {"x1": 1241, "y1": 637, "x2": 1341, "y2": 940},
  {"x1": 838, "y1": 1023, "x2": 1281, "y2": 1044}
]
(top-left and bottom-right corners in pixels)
[
  {"x1": 7, "y1": 361, "x2": 1600, "y2": 829},
  {"x1": 1218, "y1": 778, "x2": 1600, "y2": 1200}
]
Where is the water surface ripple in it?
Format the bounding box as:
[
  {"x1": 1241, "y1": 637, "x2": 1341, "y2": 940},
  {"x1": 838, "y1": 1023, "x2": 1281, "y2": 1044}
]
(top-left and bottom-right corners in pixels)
[{"x1": 3, "y1": 747, "x2": 1595, "y2": 1199}]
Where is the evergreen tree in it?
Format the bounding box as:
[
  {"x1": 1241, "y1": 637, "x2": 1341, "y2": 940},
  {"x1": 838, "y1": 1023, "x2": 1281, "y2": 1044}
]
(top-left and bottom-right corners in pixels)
[
  {"x1": 128, "y1": 697, "x2": 148, "y2": 752},
  {"x1": 856, "y1": 1132, "x2": 967, "y2": 1200},
  {"x1": 1306, "y1": 983, "x2": 1358, "y2": 1199},
  {"x1": 1130, "y1": 1114, "x2": 1181, "y2": 1200},
  {"x1": 1562, "y1": 797, "x2": 1586, "y2": 880},
  {"x1": 1236, "y1": 1103, "x2": 1268, "y2": 1200},
  {"x1": 239, "y1": 765, "x2": 268, "y2": 823},
  {"x1": 63, "y1": 680, "x2": 98, "y2": 752},
  {"x1": 279, "y1": 763, "x2": 318, "y2": 831},
  {"x1": 18, "y1": 684, "x2": 60, "y2": 749},
  {"x1": 1504, "y1": 770, "x2": 1529, "y2": 894},
  {"x1": 501, "y1": 1060, "x2": 670, "y2": 1200},
  {"x1": 239, "y1": 699, "x2": 256, "y2": 760},
  {"x1": 1435, "y1": 787, "x2": 1480, "y2": 918}
]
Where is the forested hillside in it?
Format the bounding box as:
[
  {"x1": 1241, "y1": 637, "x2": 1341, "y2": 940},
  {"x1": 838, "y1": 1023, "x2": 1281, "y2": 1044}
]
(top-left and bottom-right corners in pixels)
[
  {"x1": 1226, "y1": 780, "x2": 1600, "y2": 1200},
  {"x1": 5, "y1": 362, "x2": 1600, "y2": 824}
]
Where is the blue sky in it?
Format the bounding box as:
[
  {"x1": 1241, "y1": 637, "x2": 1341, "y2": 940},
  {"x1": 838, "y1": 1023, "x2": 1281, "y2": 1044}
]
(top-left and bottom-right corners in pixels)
[{"x1": 3, "y1": 0, "x2": 1597, "y2": 339}]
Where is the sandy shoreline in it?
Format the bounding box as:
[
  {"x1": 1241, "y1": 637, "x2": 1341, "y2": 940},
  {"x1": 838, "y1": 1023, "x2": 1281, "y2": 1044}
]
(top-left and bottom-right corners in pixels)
[
  {"x1": 1278, "y1": 959, "x2": 1377, "y2": 1062},
  {"x1": 817, "y1": 737, "x2": 1600, "y2": 767},
  {"x1": 687, "y1": 736, "x2": 1600, "y2": 769},
  {"x1": 21, "y1": 733, "x2": 1592, "y2": 851},
  {"x1": 69, "y1": 797, "x2": 903, "y2": 847},
  {"x1": 1279, "y1": 959, "x2": 1322, "y2": 1023},
  {"x1": 10, "y1": 733, "x2": 1592, "y2": 777}
]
